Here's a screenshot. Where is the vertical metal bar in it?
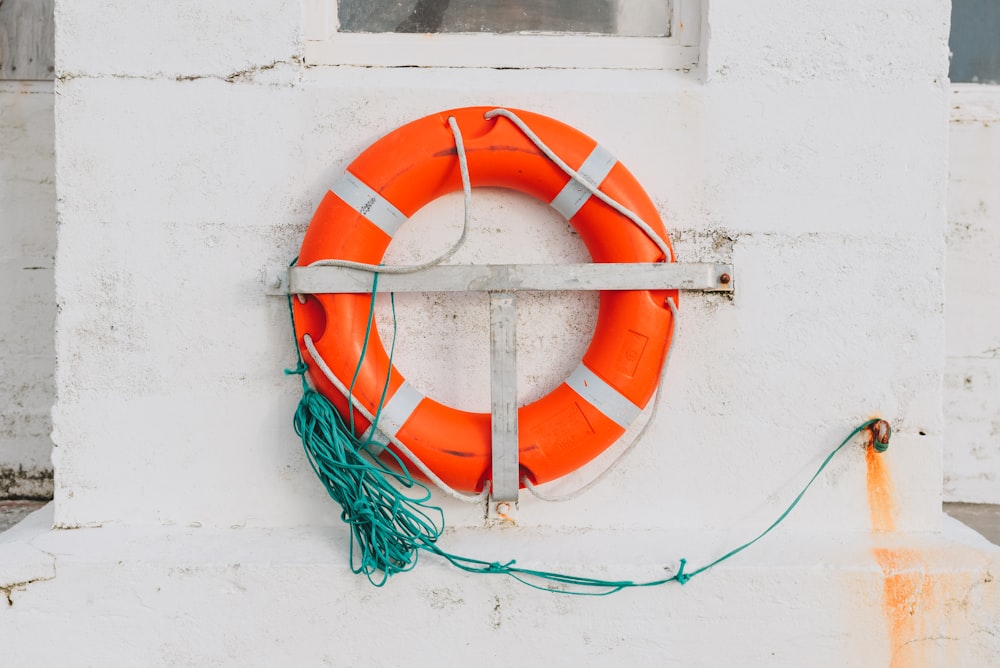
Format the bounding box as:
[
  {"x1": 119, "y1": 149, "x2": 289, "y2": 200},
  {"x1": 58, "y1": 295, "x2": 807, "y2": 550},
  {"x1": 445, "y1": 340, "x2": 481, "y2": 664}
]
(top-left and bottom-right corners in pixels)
[{"x1": 489, "y1": 292, "x2": 519, "y2": 502}]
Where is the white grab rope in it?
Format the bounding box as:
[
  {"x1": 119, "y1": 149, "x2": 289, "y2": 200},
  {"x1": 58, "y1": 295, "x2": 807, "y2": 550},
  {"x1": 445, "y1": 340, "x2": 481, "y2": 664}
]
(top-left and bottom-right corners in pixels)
[
  {"x1": 301, "y1": 109, "x2": 678, "y2": 503},
  {"x1": 522, "y1": 297, "x2": 678, "y2": 502},
  {"x1": 303, "y1": 332, "x2": 490, "y2": 504},
  {"x1": 481, "y1": 108, "x2": 678, "y2": 501},
  {"x1": 308, "y1": 116, "x2": 472, "y2": 275},
  {"x1": 483, "y1": 108, "x2": 675, "y2": 263}
]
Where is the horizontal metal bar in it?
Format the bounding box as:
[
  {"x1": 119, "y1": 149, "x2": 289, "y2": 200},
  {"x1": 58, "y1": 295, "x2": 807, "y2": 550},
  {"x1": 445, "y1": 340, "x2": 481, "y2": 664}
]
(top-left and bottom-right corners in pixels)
[{"x1": 276, "y1": 262, "x2": 733, "y2": 295}]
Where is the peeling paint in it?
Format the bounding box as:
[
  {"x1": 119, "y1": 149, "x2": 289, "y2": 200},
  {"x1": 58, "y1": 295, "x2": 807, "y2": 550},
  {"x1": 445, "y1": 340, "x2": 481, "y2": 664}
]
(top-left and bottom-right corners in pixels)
[{"x1": 0, "y1": 466, "x2": 53, "y2": 500}]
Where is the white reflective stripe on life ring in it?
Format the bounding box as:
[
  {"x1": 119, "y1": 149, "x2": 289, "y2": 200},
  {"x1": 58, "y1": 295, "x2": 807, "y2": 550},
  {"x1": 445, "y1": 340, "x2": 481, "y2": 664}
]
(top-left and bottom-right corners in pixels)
[
  {"x1": 549, "y1": 144, "x2": 617, "y2": 221},
  {"x1": 361, "y1": 380, "x2": 424, "y2": 455},
  {"x1": 565, "y1": 363, "x2": 642, "y2": 429},
  {"x1": 331, "y1": 170, "x2": 408, "y2": 237}
]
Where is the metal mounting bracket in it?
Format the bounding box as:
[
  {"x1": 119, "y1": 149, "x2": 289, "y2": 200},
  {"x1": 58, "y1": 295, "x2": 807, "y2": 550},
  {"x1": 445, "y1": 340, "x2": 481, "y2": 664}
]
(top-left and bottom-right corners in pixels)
[
  {"x1": 265, "y1": 262, "x2": 733, "y2": 297},
  {"x1": 268, "y1": 261, "x2": 734, "y2": 502}
]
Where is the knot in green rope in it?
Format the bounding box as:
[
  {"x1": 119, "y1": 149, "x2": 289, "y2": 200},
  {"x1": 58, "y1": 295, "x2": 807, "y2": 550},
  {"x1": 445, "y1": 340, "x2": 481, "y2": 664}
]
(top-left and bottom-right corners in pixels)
[
  {"x1": 348, "y1": 497, "x2": 376, "y2": 522},
  {"x1": 284, "y1": 361, "x2": 308, "y2": 376},
  {"x1": 674, "y1": 558, "x2": 691, "y2": 585},
  {"x1": 487, "y1": 560, "x2": 516, "y2": 573}
]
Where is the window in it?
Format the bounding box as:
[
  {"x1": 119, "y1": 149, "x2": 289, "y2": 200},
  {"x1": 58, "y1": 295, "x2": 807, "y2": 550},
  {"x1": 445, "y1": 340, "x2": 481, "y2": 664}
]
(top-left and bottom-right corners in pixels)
[
  {"x1": 304, "y1": 0, "x2": 700, "y2": 69},
  {"x1": 950, "y1": 0, "x2": 1000, "y2": 84},
  {"x1": 338, "y1": 0, "x2": 670, "y2": 37}
]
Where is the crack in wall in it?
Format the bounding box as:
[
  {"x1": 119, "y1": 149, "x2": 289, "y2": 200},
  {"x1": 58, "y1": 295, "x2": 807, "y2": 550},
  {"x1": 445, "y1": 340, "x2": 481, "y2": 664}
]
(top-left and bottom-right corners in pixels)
[
  {"x1": 57, "y1": 56, "x2": 303, "y2": 86},
  {"x1": 1, "y1": 538, "x2": 57, "y2": 607},
  {"x1": 1, "y1": 574, "x2": 52, "y2": 607}
]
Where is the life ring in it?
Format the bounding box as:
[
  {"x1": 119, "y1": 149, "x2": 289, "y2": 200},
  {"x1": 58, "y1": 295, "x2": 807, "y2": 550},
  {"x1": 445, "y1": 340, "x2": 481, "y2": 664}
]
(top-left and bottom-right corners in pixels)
[{"x1": 293, "y1": 106, "x2": 676, "y2": 494}]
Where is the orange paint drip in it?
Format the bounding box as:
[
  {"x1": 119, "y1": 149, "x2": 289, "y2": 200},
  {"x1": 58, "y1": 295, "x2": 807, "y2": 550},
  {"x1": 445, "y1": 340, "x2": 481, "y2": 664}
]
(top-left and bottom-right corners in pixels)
[
  {"x1": 874, "y1": 547, "x2": 934, "y2": 667},
  {"x1": 865, "y1": 434, "x2": 935, "y2": 665},
  {"x1": 866, "y1": 441, "x2": 896, "y2": 533}
]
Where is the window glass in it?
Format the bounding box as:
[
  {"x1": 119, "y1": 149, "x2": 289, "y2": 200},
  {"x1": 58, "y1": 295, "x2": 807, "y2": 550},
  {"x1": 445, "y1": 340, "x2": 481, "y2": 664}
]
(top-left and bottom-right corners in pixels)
[
  {"x1": 950, "y1": 0, "x2": 1000, "y2": 84},
  {"x1": 338, "y1": 0, "x2": 671, "y2": 37}
]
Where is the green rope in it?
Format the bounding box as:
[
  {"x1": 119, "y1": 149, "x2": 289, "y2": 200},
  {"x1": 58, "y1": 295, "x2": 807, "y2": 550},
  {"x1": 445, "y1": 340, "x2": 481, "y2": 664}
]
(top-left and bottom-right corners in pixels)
[
  {"x1": 286, "y1": 266, "x2": 892, "y2": 594},
  {"x1": 284, "y1": 258, "x2": 310, "y2": 392}
]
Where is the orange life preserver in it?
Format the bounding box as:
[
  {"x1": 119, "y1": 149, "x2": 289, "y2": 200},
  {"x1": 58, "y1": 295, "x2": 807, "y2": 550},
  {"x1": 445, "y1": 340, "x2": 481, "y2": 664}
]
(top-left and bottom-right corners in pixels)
[{"x1": 292, "y1": 106, "x2": 676, "y2": 494}]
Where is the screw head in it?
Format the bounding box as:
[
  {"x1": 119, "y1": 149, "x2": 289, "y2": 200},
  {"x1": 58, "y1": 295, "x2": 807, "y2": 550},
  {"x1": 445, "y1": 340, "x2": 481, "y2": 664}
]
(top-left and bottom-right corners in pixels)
[
  {"x1": 496, "y1": 502, "x2": 510, "y2": 515},
  {"x1": 719, "y1": 273, "x2": 732, "y2": 285}
]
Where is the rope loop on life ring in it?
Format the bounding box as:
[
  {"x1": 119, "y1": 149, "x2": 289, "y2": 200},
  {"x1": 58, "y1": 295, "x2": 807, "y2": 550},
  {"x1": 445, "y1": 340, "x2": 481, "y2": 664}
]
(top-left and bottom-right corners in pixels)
[{"x1": 292, "y1": 107, "x2": 677, "y2": 497}]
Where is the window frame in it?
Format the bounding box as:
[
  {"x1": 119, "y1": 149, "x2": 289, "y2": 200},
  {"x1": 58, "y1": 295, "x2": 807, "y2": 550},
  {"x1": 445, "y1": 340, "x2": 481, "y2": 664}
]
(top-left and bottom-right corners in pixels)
[{"x1": 303, "y1": 0, "x2": 700, "y2": 70}]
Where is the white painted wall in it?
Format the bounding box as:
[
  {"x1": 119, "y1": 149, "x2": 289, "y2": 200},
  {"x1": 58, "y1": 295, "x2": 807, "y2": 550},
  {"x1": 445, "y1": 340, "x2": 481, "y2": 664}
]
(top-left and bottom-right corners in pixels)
[
  {"x1": 0, "y1": 82, "x2": 55, "y2": 499},
  {"x1": 945, "y1": 84, "x2": 1000, "y2": 504},
  {"x1": 3, "y1": 1, "x2": 996, "y2": 665},
  {"x1": 51, "y1": 0, "x2": 951, "y2": 534},
  {"x1": 1, "y1": 7, "x2": 992, "y2": 514}
]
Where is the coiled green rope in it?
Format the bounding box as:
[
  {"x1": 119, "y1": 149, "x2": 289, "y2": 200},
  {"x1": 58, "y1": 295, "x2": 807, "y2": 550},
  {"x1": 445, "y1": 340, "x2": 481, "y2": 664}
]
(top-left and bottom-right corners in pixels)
[{"x1": 286, "y1": 274, "x2": 891, "y2": 595}]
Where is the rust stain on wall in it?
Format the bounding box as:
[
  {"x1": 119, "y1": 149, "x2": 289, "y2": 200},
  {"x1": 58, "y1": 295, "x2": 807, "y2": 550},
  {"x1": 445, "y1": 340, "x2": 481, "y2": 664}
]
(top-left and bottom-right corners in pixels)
[
  {"x1": 866, "y1": 441, "x2": 897, "y2": 534},
  {"x1": 873, "y1": 547, "x2": 934, "y2": 667},
  {"x1": 866, "y1": 436, "x2": 939, "y2": 666}
]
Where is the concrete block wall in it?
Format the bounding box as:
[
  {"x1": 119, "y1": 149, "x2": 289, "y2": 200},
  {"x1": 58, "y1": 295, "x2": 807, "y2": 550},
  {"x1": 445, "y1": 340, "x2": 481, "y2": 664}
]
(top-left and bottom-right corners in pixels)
[
  {"x1": 945, "y1": 84, "x2": 1000, "y2": 504},
  {"x1": 51, "y1": 0, "x2": 952, "y2": 534},
  {"x1": 2, "y1": 7, "x2": 993, "y2": 514},
  {"x1": 6, "y1": 7, "x2": 1000, "y2": 514},
  {"x1": 4, "y1": 2, "x2": 1000, "y2": 666},
  {"x1": 0, "y1": 82, "x2": 55, "y2": 499}
]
